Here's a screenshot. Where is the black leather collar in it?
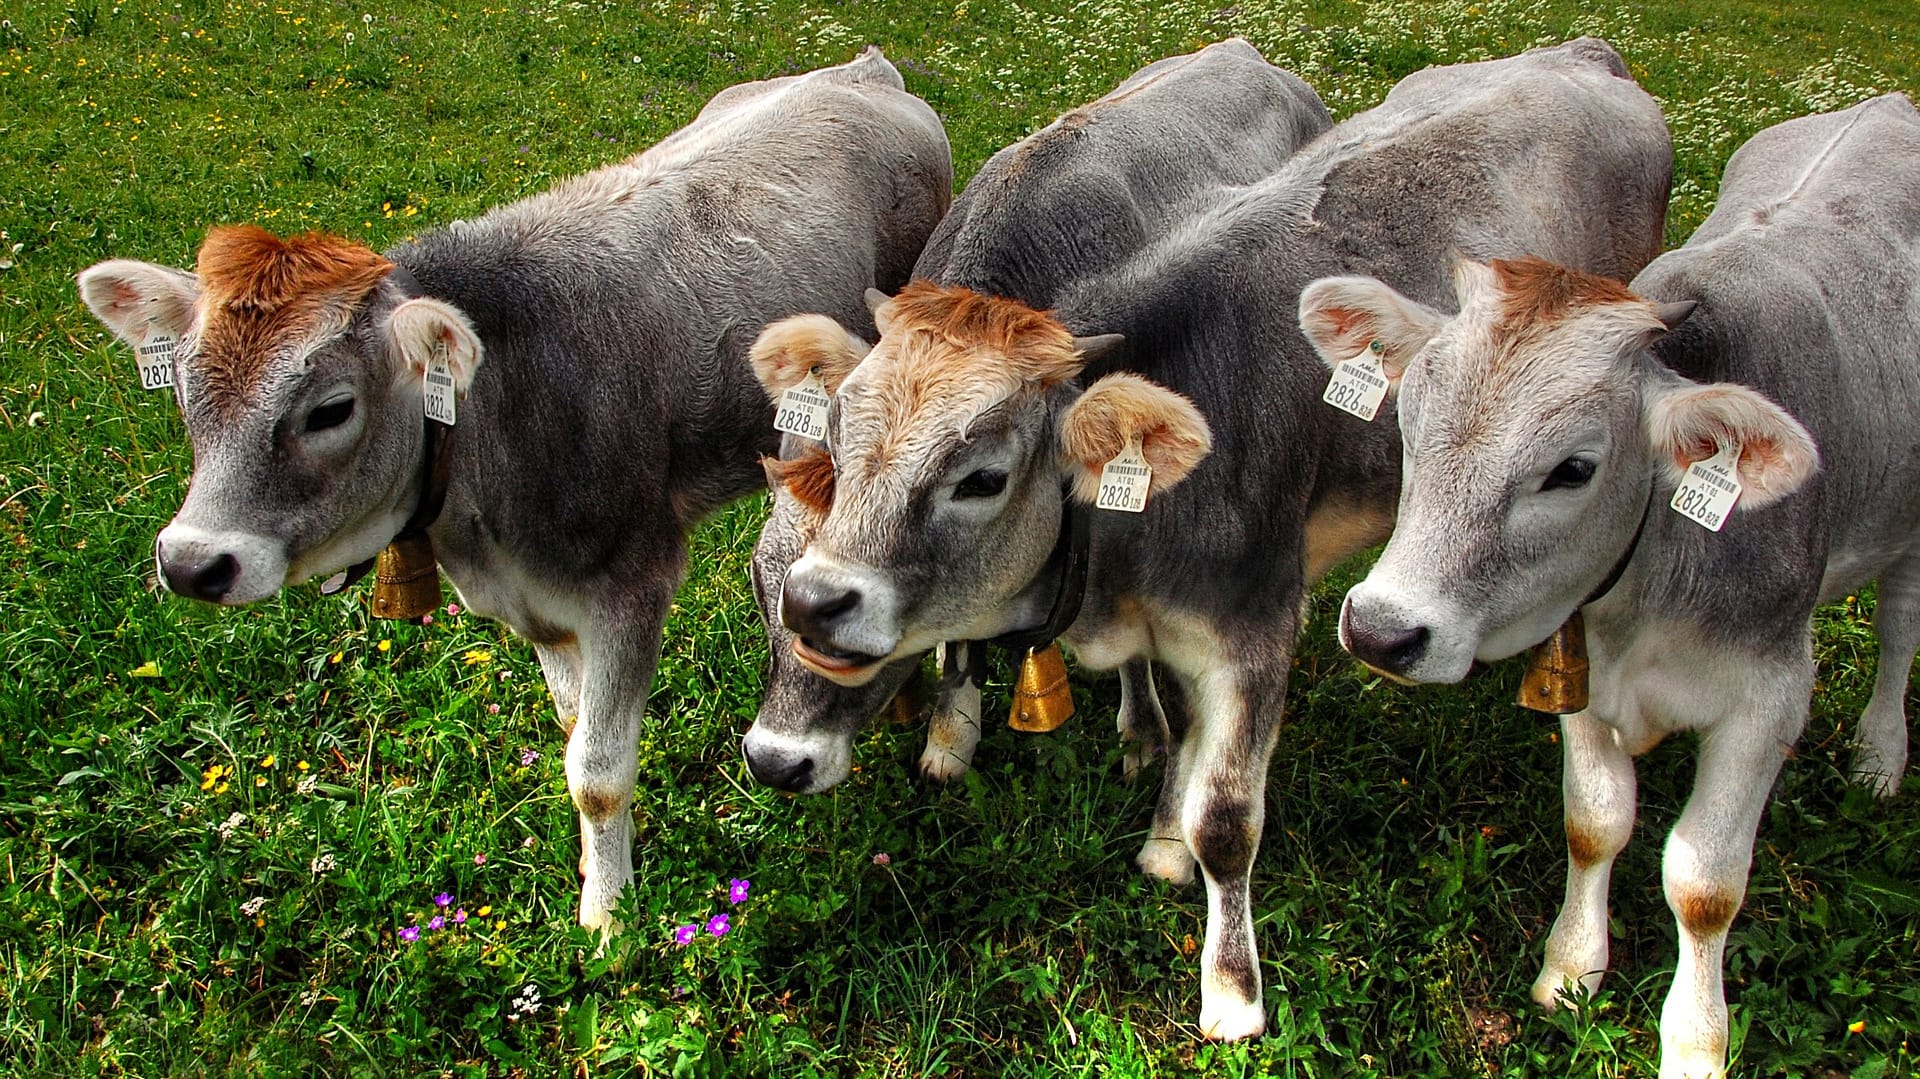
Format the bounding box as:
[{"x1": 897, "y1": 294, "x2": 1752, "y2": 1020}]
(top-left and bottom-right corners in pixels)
[{"x1": 987, "y1": 496, "x2": 1092, "y2": 655}]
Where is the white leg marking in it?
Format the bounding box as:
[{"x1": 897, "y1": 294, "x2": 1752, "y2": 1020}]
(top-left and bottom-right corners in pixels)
[
  {"x1": 1854, "y1": 557, "x2": 1918, "y2": 795},
  {"x1": 1533, "y1": 710, "x2": 1637, "y2": 1011}
]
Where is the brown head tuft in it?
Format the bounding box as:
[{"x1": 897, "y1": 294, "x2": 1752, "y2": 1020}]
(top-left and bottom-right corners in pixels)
[
  {"x1": 883, "y1": 281, "x2": 1082, "y2": 384},
  {"x1": 191, "y1": 226, "x2": 394, "y2": 412},
  {"x1": 1489, "y1": 257, "x2": 1638, "y2": 340}
]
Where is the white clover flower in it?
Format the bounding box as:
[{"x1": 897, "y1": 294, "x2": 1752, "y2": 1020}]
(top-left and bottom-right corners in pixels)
[{"x1": 240, "y1": 896, "x2": 267, "y2": 917}]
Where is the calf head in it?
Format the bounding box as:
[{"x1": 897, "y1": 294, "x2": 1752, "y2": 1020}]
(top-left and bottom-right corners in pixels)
[
  {"x1": 79, "y1": 226, "x2": 481, "y2": 604},
  {"x1": 748, "y1": 283, "x2": 1210, "y2": 693},
  {"x1": 741, "y1": 319, "x2": 930, "y2": 791},
  {"x1": 1302, "y1": 257, "x2": 1818, "y2": 682}
]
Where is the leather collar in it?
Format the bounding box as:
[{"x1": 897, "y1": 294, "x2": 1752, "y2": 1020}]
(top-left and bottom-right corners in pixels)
[{"x1": 987, "y1": 496, "x2": 1092, "y2": 655}]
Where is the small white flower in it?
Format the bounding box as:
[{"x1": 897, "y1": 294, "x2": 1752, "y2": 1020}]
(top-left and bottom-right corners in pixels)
[
  {"x1": 240, "y1": 896, "x2": 267, "y2": 917},
  {"x1": 299, "y1": 988, "x2": 320, "y2": 1006},
  {"x1": 345, "y1": 31, "x2": 354, "y2": 43},
  {"x1": 309, "y1": 852, "x2": 337, "y2": 874},
  {"x1": 296, "y1": 773, "x2": 318, "y2": 795},
  {"x1": 216, "y1": 811, "x2": 246, "y2": 839},
  {"x1": 512, "y1": 983, "x2": 543, "y2": 1015},
  {"x1": 362, "y1": 12, "x2": 372, "y2": 22}
]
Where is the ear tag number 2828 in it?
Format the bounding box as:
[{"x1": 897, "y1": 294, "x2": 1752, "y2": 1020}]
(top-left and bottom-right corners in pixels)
[
  {"x1": 774, "y1": 368, "x2": 831, "y2": 441},
  {"x1": 1322, "y1": 339, "x2": 1389, "y2": 421},
  {"x1": 1095, "y1": 436, "x2": 1153, "y2": 513},
  {"x1": 1670, "y1": 443, "x2": 1742, "y2": 532},
  {"x1": 424, "y1": 343, "x2": 457, "y2": 426},
  {"x1": 137, "y1": 333, "x2": 177, "y2": 391}
]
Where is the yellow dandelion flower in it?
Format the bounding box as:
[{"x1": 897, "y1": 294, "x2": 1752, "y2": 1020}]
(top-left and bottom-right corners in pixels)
[
  {"x1": 260, "y1": 755, "x2": 276, "y2": 769},
  {"x1": 296, "y1": 760, "x2": 310, "y2": 772},
  {"x1": 377, "y1": 639, "x2": 392, "y2": 653},
  {"x1": 330, "y1": 652, "x2": 343, "y2": 665},
  {"x1": 215, "y1": 781, "x2": 230, "y2": 794},
  {"x1": 1849, "y1": 1020, "x2": 1867, "y2": 1034},
  {"x1": 462, "y1": 649, "x2": 493, "y2": 666},
  {"x1": 477, "y1": 905, "x2": 492, "y2": 917},
  {"x1": 495, "y1": 919, "x2": 506, "y2": 931},
  {"x1": 254, "y1": 776, "x2": 267, "y2": 788}
]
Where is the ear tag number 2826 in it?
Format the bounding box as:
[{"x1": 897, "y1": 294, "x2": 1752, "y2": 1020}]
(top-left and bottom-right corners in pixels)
[
  {"x1": 424, "y1": 343, "x2": 457, "y2": 427},
  {"x1": 774, "y1": 368, "x2": 831, "y2": 441},
  {"x1": 1095, "y1": 436, "x2": 1153, "y2": 513},
  {"x1": 137, "y1": 333, "x2": 177, "y2": 391},
  {"x1": 1670, "y1": 443, "x2": 1742, "y2": 532},
  {"x1": 1322, "y1": 339, "x2": 1389, "y2": 421}
]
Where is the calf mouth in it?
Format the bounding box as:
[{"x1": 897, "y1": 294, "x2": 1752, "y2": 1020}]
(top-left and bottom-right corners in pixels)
[{"x1": 792, "y1": 637, "x2": 886, "y2": 684}]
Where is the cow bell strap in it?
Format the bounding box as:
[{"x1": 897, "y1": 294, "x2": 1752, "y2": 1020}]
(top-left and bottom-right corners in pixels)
[{"x1": 988, "y1": 498, "x2": 1092, "y2": 655}]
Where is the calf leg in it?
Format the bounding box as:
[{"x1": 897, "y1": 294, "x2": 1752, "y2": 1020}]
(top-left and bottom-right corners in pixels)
[
  {"x1": 568, "y1": 587, "x2": 671, "y2": 931},
  {"x1": 1137, "y1": 723, "x2": 1197, "y2": 885},
  {"x1": 534, "y1": 640, "x2": 583, "y2": 734},
  {"x1": 919, "y1": 641, "x2": 984, "y2": 783},
  {"x1": 1854, "y1": 556, "x2": 1920, "y2": 795},
  {"x1": 1178, "y1": 664, "x2": 1285, "y2": 1042},
  {"x1": 1657, "y1": 676, "x2": 1806, "y2": 1079},
  {"x1": 1118, "y1": 660, "x2": 1173, "y2": 781},
  {"x1": 1533, "y1": 710, "x2": 1638, "y2": 1010}
]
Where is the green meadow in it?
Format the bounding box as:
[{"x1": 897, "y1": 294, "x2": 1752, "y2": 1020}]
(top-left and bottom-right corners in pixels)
[{"x1": 3, "y1": 0, "x2": 1918, "y2": 1074}]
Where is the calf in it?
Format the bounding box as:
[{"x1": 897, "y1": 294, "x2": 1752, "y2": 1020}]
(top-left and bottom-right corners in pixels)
[
  {"x1": 749, "y1": 39, "x2": 1671, "y2": 1039},
  {"x1": 1319, "y1": 93, "x2": 1920, "y2": 1078},
  {"x1": 76, "y1": 49, "x2": 952, "y2": 932},
  {"x1": 744, "y1": 38, "x2": 1331, "y2": 788}
]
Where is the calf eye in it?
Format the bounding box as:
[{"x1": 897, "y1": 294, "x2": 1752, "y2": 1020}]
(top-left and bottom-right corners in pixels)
[
  {"x1": 1541, "y1": 456, "x2": 1596, "y2": 491},
  {"x1": 953, "y1": 469, "x2": 1008, "y2": 500},
  {"x1": 305, "y1": 397, "x2": 356, "y2": 433}
]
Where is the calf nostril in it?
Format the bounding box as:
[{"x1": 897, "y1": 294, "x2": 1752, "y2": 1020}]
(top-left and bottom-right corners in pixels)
[
  {"x1": 189, "y1": 553, "x2": 240, "y2": 600},
  {"x1": 743, "y1": 744, "x2": 815, "y2": 792},
  {"x1": 1345, "y1": 618, "x2": 1431, "y2": 677},
  {"x1": 781, "y1": 577, "x2": 862, "y2": 637}
]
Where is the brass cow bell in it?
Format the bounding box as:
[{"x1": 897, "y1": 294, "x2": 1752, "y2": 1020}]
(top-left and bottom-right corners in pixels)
[
  {"x1": 370, "y1": 534, "x2": 443, "y2": 620},
  {"x1": 1516, "y1": 611, "x2": 1589, "y2": 714},
  {"x1": 1008, "y1": 642, "x2": 1075, "y2": 732}
]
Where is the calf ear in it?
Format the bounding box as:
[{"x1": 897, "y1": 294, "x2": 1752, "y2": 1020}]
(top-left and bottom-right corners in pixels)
[
  {"x1": 77, "y1": 260, "x2": 199, "y2": 347},
  {"x1": 1059, "y1": 373, "x2": 1212, "y2": 504},
  {"x1": 1644, "y1": 381, "x2": 1819, "y2": 507},
  {"x1": 750, "y1": 314, "x2": 869, "y2": 398},
  {"x1": 1298, "y1": 276, "x2": 1448, "y2": 387},
  {"x1": 386, "y1": 297, "x2": 484, "y2": 393}
]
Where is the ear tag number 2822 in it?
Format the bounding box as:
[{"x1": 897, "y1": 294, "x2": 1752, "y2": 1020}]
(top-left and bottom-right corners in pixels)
[
  {"x1": 424, "y1": 343, "x2": 457, "y2": 427},
  {"x1": 1670, "y1": 443, "x2": 1742, "y2": 532},
  {"x1": 137, "y1": 333, "x2": 177, "y2": 391},
  {"x1": 1322, "y1": 339, "x2": 1389, "y2": 421},
  {"x1": 1095, "y1": 436, "x2": 1153, "y2": 513},
  {"x1": 774, "y1": 368, "x2": 831, "y2": 441}
]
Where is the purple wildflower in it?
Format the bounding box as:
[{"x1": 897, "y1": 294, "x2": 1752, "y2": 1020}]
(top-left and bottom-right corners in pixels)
[
  {"x1": 488, "y1": 703, "x2": 502, "y2": 716},
  {"x1": 727, "y1": 878, "x2": 750, "y2": 904},
  {"x1": 399, "y1": 925, "x2": 420, "y2": 943},
  {"x1": 872, "y1": 852, "x2": 891, "y2": 866},
  {"x1": 474, "y1": 853, "x2": 487, "y2": 866},
  {"x1": 428, "y1": 915, "x2": 445, "y2": 930},
  {"x1": 673, "y1": 923, "x2": 698, "y2": 945},
  {"x1": 706, "y1": 913, "x2": 730, "y2": 937},
  {"x1": 519, "y1": 748, "x2": 539, "y2": 766},
  {"x1": 434, "y1": 892, "x2": 452, "y2": 908},
  {"x1": 446, "y1": 603, "x2": 460, "y2": 616},
  {"x1": 453, "y1": 909, "x2": 468, "y2": 925}
]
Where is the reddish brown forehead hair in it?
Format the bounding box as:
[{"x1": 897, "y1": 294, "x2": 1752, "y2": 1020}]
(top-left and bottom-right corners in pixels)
[
  {"x1": 884, "y1": 281, "x2": 1081, "y2": 383},
  {"x1": 192, "y1": 225, "x2": 394, "y2": 412},
  {"x1": 764, "y1": 446, "x2": 835, "y2": 514},
  {"x1": 1489, "y1": 256, "x2": 1639, "y2": 340}
]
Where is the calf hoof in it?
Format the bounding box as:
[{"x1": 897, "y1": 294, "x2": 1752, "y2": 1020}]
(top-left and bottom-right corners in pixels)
[
  {"x1": 1657, "y1": 1048, "x2": 1726, "y2": 1079},
  {"x1": 1198, "y1": 996, "x2": 1266, "y2": 1041},
  {"x1": 1849, "y1": 750, "x2": 1905, "y2": 798},
  {"x1": 1136, "y1": 837, "x2": 1195, "y2": 886},
  {"x1": 917, "y1": 746, "x2": 971, "y2": 784},
  {"x1": 1530, "y1": 969, "x2": 1597, "y2": 1013}
]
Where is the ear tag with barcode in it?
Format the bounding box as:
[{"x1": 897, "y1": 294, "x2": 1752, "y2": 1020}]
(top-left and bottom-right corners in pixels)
[
  {"x1": 1095, "y1": 435, "x2": 1153, "y2": 513},
  {"x1": 423, "y1": 342, "x2": 457, "y2": 426},
  {"x1": 774, "y1": 368, "x2": 831, "y2": 441},
  {"x1": 136, "y1": 333, "x2": 176, "y2": 391},
  {"x1": 1322, "y1": 339, "x2": 1389, "y2": 421},
  {"x1": 1669, "y1": 443, "x2": 1742, "y2": 532}
]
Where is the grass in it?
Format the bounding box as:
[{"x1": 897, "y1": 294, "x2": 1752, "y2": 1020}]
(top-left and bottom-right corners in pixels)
[{"x1": 2, "y1": 0, "x2": 1918, "y2": 1075}]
